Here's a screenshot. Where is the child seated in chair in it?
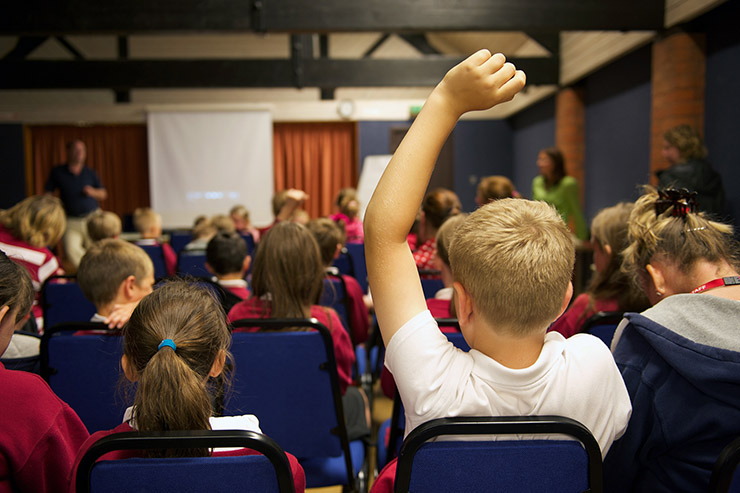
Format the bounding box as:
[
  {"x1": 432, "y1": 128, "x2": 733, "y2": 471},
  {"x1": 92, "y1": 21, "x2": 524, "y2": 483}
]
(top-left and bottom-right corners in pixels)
[
  {"x1": 132, "y1": 207, "x2": 176, "y2": 277},
  {"x1": 0, "y1": 251, "x2": 89, "y2": 492},
  {"x1": 307, "y1": 218, "x2": 371, "y2": 344},
  {"x1": 86, "y1": 210, "x2": 122, "y2": 243},
  {"x1": 205, "y1": 231, "x2": 251, "y2": 313},
  {"x1": 365, "y1": 50, "x2": 631, "y2": 492},
  {"x1": 70, "y1": 280, "x2": 306, "y2": 492},
  {"x1": 77, "y1": 239, "x2": 155, "y2": 329}
]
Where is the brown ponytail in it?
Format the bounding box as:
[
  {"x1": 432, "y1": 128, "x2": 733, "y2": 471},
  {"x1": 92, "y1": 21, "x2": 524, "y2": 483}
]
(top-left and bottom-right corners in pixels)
[{"x1": 124, "y1": 280, "x2": 231, "y2": 457}]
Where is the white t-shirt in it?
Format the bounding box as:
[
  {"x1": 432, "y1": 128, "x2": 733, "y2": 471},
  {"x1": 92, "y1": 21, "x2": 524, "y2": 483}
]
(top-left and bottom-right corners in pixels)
[{"x1": 385, "y1": 310, "x2": 631, "y2": 456}]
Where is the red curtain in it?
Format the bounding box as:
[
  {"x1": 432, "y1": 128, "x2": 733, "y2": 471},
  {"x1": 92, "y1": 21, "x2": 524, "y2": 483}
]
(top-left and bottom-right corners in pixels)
[
  {"x1": 273, "y1": 122, "x2": 357, "y2": 219},
  {"x1": 28, "y1": 125, "x2": 150, "y2": 219}
]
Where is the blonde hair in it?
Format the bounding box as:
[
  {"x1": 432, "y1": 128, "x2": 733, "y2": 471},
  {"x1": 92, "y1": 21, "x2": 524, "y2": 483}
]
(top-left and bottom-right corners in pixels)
[
  {"x1": 191, "y1": 218, "x2": 217, "y2": 242},
  {"x1": 477, "y1": 176, "x2": 515, "y2": 204},
  {"x1": 124, "y1": 280, "x2": 232, "y2": 457},
  {"x1": 664, "y1": 124, "x2": 707, "y2": 161},
  {"x1": 77, "y1": 239, "x2": 153, "y2": 307},
  {"x1": 335, "y1": 188, "x2": 361, "y2": 220},
  {"x1": 0, "y1": 195, "x2": 65, "y2": 248},
  {"x1": 211, "y1": 214, "x2": 236, "y2": 233},
  {"x1": 251, "y1": 222, "x2": 324, "y2": 318},
  {"x1": 86, "y1": 210, "x2": 122, "y2": 242},
  {"x1": 133, "y1": 208, "x2": 161, "y2": 236},
  {"x1": 307, "y1": 218, "x2": 345, "y2": 266},
  {"x1": 449, "y1": 199, "x2": 574, "y2": 335},
  {"x1": 623, "y1": 186, "x2": 737, "y2": 287}
]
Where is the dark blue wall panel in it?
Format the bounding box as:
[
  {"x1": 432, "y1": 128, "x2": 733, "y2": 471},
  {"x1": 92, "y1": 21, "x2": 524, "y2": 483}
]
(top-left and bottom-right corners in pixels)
[
  {"x1": 584, "y1": 45, "x2": 652, "y2": 222},
  {"x1": 509, "y1": 97, "x2": 556, "y2": 198},
  {"x1": 0, "y1": 124, "x2": 26, "y2": 209}
]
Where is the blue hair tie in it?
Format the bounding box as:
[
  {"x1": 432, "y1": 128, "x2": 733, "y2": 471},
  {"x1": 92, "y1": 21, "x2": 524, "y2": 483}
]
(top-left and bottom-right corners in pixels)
[{"x1": 158, "y1": 339, "x2": 176, "y2": 352}]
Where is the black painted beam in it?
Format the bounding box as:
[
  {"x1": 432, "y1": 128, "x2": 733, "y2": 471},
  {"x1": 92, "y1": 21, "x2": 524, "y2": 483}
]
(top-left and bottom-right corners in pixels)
[
  {"x1": 0, "y1": 0, "x2": 664, "y2": 34},
  {"x1": 0, "y1": 57, "x2": 559, "y2": 89}
]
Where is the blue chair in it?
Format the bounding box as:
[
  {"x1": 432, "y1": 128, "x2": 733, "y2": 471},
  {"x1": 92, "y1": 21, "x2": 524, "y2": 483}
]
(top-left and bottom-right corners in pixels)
[
  {"x1": 177, "y1": 251, "x2": 209, "y2": 277},
  {"x1": 420, "y1": 276, "x2": 444, "y2": 299},
  {"x1": 582, "y1": 311, "x2": 624, "y2": 347},
  {"x1": 345, "y1": 243, "x2": 368, "y2": 294},
  {"x1": 319, "y1": 275, "x2": 353, "y2": 342},
  {"x1": 41, "y1": 275, "x2": 97, "y2": 329},
  {"x1": 167, "y1": 230, "x2": 193, "y2": 255},
  {"x1": 710, "y1": 437, "x2": 740, "y2": 493},
  {"x1": 40, "y1": 322, "x2": 127, "y2": 433},
  {"x1": 136, "y1": 243, "x2": 168, "y2": 279},
  {"x1": 75, "y1": 430, "x2": 296, "y2": 493},
  {"x1": 228, "y1": 318, "x2": 367, "y2": 492},
  {"x1": 394, "y1": 416, "x2": 603, "y2": 493}
]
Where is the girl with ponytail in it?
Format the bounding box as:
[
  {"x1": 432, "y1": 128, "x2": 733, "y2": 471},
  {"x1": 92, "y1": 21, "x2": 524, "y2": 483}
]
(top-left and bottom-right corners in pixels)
[{"x1": 72, "y1": 280, "x2": 305, "y2": 491}]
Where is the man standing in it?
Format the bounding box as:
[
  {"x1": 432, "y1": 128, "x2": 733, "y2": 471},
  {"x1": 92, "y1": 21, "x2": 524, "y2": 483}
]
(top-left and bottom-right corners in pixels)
[{"x1": 45, "y1": 140, "x2": 107, "y2": 268}]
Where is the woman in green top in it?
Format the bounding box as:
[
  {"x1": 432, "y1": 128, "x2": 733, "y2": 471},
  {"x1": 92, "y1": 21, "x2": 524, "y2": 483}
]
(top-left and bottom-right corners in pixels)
[{"x1": 532, "y1": 147, "x2": 588, "y2": 240}]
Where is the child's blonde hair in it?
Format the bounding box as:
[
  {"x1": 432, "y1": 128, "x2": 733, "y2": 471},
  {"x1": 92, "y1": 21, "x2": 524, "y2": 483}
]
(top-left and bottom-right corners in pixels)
[
  {"x1": 251, "y1": 221, "x2": 324, "y2": 318},
  {"x1": 0, "y1": 195, "x2": 65, "y2": 248},
  {"x1": 133, "y1": 208, "x2": 161, "y2": 236},
  {"x1": 124, "y1": 280, "x2": 232, "y2": 457},
  {"x1": 477, "y1": 176, "x2": 515, "y2": 204},
  {"x1": 307, "y1": 218, "x2": 345, "y2": 266},
  {"x1": 211, "y1": 214, "x2": 236, "y2": 233},
  {"x1": 77, "y1": 239, "x2": 154, "y2": 307},
  {"x1": 86, "y1": 210, "x2": 122, "y2": 242},
  {"x1": 622, "y1": 186, "x2": 737, "y2": 288},
  {"x1": 449, "y1": 198, "x2": 574, "y2": 335}
]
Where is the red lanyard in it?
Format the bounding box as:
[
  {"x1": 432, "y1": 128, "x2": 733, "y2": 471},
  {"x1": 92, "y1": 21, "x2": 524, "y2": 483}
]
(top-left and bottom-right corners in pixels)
[{"x1": 691, "y1": 276, "x2": 740, "y2": 294}]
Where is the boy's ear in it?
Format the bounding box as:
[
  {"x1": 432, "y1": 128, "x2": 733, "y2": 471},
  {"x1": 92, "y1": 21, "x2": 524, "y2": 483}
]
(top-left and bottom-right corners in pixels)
[
  {"x1": 122, "y1": 275, "x2": 137, "y2": 300},
  {"x1": 604, "y1": 243, "x2": 613, "y2": 258},
  {"x1": 121, "y1": 354, "x2": 139, "y2": 382},
  {"x1": 453, "y1": 282, "x2": 473, "y2": 327},
  {"x1": 209, "y1": 349, "x2": 227, "y2": 378},
  {"x1": 204, "y1": 261, "x2": 215, "y2": 275},
  {"x1": 556, "y1": 281, "x2": 574, "y2": 319},
  {"x1": 241, "y1": 255, "x2": 251, "y2": 274},
  {"x1": 0, "y1": 305, "x2": 11, "y2": 332}
]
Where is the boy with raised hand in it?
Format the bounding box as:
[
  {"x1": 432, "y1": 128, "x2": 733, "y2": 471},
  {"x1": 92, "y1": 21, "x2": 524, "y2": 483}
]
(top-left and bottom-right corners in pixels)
[{"x1": 365, "y1": 50, "x2": 631, "y2": 491}]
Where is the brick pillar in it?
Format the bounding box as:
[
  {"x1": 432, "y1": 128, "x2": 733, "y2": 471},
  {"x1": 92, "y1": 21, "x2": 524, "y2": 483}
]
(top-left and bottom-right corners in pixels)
[
  {"x1": 650, "y1": 31, "x2": 706, "y2": 182},
  {"x1": 555, "y1": 86, "x2": 586, "y2": 202}
]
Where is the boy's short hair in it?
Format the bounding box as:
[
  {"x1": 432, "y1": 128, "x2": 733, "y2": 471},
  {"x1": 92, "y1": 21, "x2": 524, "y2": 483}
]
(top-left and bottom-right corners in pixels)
[
  {"x1": 306, "y1": 218, "x2": 345, "y2": 266},
  {"x1": 206, "y1": 232, "x2": 248, "y2": 276},
  {"x1": 77, "y1": 239, "x2": 154, "y2": 307},
  {"x1": 211, "y1": 214, "x2": 236, "y2": 233},
  {"x1": 133, "y1": 207, "x2": 160, "y2": 235},
  {"x1": 86, "y1": 210, "x2": 122, "y2": 242},
  {"x1": 449, "y1": 199, "x2": 574, "y2": 336}
]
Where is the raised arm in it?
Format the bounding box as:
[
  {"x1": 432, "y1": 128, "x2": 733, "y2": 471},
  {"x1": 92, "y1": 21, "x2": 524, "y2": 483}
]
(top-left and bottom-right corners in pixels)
[{"x1": 364, "y1": 50, "x2": 525, "y2": 345}]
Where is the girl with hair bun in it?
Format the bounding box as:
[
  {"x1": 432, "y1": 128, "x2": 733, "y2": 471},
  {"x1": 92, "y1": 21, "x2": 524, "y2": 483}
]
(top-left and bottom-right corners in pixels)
[
  {"x1": 0, "y1": 250, "x2": 89, "y2": 492},
  {"x1": 604, "y1": 186, "x2": 740, "y2": 492},
  {"x1": 72, "y1": 280, "x2": 305, "y2": 491},
  {"x1": 0, "y1": 195, "x2": 66, "y2": 330}
]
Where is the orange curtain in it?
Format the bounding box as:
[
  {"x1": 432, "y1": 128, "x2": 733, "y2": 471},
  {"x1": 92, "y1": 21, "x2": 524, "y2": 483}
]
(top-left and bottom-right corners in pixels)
[
  {"x1": 28, "y1": 125, "x2": 149, "y2": 220},
  {"x1": 273, "y1": 122, "x2": 357, "y2": 218}
]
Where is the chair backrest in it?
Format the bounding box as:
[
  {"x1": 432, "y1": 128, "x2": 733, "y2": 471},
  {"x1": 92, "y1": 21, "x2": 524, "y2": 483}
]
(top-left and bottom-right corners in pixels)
[
  {"x1": 394, "y1": 416, "x2": 603, "y2": 493},
  {"x1": 137, "y1": 244, "x2": 168, "y2": 279},
  {"x1": 40, "y1": 322, "x2": 127, "y2": 433},
  {"x1": 711, "y1": 437, "x2": 740, "y2": 493},
  {"x1": 581, "y1": 311, "x2": 625, "y2": 347},
  {"x1": 41, "y1": 275, "x2": 97, "y2": 329},
  {"x1": 167, "y1": 230, "x2": 193, "y2": 255},
  {"x1": 226, "y1": 318, "x2": 356, "y2": 488},
  {"x1": 420, "y1": 276, "x2": 444, "y2": 299},
  {"x1": 344, "y1": 243, "x2": 368, "y2": 294},
  {"x1": 319, "y1": 275, "x2": 353, "y2": 344},
  {"x1": 75, "y1": 430, "x2": 296, "y2": 493},
  {"x1": 177, "y1": 250, "x2": 209, "y2": 277}
]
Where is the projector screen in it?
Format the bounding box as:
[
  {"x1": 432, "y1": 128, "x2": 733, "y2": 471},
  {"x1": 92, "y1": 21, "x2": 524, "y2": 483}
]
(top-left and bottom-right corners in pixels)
[{"x1": 148, "y1": 110, "x2": 274, "y2": 229}]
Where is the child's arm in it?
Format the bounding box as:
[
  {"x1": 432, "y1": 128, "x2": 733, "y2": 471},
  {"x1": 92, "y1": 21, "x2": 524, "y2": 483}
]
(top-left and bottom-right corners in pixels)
[{"x1": 364, "y1": 50, "x2": 525, "y2": 345}]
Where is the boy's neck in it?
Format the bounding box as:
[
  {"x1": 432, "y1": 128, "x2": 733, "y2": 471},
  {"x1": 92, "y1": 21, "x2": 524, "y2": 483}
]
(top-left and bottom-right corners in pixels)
[
  {"x1": 472, "y1": 324, "x2": 546, "y2": 370},
  {"x1": 217, "y1": 272, "x2": 245, "y2": 281}
]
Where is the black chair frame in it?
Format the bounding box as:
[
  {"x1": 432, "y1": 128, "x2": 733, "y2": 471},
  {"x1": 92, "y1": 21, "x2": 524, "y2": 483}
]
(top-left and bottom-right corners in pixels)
[
  {"x1": 394, "y1": 415, "x2": 603, "y2": 493},
  {"x1": 580, "y1": 311, "x2": 625, "y2": 335},
  {"x1": 230, "y1": 318, "x2": 363, "y2": 492},
  {"x1": 75, "y1": 429, "x2": 296, "y2": 493},
  {"x1": 710, "y1": 436, "x2": 740, "y2": 493}
]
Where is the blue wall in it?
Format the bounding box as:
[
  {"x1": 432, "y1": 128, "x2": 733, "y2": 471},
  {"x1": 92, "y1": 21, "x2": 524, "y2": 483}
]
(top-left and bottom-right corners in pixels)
[
  {"x1": 509, "y1": 97, "x2": 556, "y2": 197},
  {"x1": 583, "y1": 45, "x2": 652, "y2": 220}
]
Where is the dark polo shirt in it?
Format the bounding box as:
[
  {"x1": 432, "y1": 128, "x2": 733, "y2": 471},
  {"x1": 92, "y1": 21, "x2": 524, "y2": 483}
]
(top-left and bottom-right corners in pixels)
[{"x1": 45, "y1": 165, "x2": 103, "y2": 217}]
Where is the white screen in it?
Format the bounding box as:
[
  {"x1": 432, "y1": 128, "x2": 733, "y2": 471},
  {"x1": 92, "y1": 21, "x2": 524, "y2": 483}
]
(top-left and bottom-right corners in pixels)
[
  {"x1": 356, "y1": 154, "x2": 392, "y2": 220},
  {"x1": 148, "y1": 110, "x2": 274, "y2": 229}
]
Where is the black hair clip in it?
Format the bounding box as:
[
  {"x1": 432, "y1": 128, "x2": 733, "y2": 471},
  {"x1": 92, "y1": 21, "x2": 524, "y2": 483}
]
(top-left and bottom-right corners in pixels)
[{"x1": 655, "y1": 188, "x2": 697, "y2": 218}]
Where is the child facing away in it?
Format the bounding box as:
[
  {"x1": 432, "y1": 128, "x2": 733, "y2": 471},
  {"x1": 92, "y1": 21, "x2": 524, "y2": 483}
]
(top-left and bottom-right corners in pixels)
[
  {"x1": 69, "y1": 280, "x2": 305, "y2": 492},
  {"x1": 549, "y1": 202, "x2": 650, "y2": 338},
  {"x1": 330, "y1": 188, "x2": 364, "y2": 244},
  {"x1": 205, "y1": 231, "x2": 251, "y2": 313},
  {"x1": 258, "y1": 189, "x2": 310, "y2": 237},
  {"x1": 227, "y1": 221, "x2": 370, "y2": 440},
  {"x1": 425, "y1": 212, "x2": 467, "y2": 320},
  {"x1": 364, "y1": 50, "x2": 631, "y2": 492},
  {"x1": 77, "y1": 239, "x2": 155, "y2": 329},
  {"x1": 476, "y1": 175, "x2": 519, "y2": 206},
  {"x1": 132, "y1": 207, "x2": 176, "y2": 277},
  {"x1": 412, "y1": 187, "x2": 462, "y2": 272},
  {"x1": 306, "y1": 218, "x2": 371, "y2": 344},
  {"x1": 86, "y1": 210, "x2": 122, "y2": 243},
  {"x1": 0, "y1": 250, "x2": 90, "y2": 492},
  {"x1": 0, "y1": 195, "x2": 66, "y2": 330},
  {"x1": 230, "y1": 204, "x2": 261, "y2": 244}
]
